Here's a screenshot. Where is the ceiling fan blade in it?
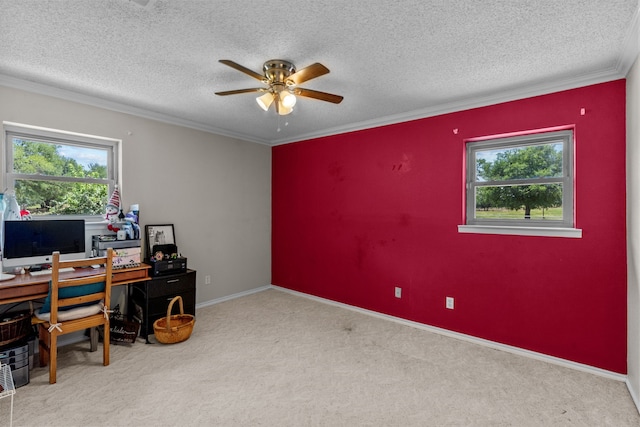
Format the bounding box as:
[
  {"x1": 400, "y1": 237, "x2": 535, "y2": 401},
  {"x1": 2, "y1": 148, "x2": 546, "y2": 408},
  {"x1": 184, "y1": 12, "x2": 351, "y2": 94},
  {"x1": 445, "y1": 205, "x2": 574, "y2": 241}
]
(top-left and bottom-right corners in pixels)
[
  {"x1": 215, "y1": 88, "x2": 265, "y2": 96},
  {"x1": 287, "y1": 63, "x2": 330, "y2": 85},
  {"x1": 219, "y1": 60, "x2": 265, "y2": 81},
  {"x1": 294, "y1": 88, "x2": 343, "y2": 104}
]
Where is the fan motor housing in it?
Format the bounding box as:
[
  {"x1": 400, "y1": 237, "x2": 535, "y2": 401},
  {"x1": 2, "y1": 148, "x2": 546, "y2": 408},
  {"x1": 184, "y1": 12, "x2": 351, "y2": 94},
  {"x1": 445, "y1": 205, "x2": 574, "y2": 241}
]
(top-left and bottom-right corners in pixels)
[{"x1": 263, "y1": 60, "x2": 296, "y2": 84}]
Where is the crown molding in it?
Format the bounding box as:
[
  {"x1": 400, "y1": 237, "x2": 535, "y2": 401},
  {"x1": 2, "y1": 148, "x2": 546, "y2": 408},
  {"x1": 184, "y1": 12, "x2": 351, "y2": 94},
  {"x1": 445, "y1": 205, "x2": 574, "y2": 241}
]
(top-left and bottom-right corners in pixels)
[
  {"x1": 271, "y1": 66, "x2": 627, "y2": 146},
  {"x1": 0, "y1": 74, "x2": 272, "y2": 146}
]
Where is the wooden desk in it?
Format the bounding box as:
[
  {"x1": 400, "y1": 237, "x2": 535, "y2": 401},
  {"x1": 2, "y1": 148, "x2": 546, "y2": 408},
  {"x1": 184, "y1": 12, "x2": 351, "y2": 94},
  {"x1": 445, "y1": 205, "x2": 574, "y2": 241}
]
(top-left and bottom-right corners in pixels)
[{"x1": 0, "y1": 264, "x2": 150, "y2": 306}]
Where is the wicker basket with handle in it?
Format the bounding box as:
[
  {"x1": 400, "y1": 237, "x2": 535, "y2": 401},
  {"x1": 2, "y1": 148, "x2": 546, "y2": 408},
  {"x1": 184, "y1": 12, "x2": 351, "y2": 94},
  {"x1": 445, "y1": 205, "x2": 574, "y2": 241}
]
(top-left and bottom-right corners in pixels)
[{"x1": 153, "y1": 296, "x2": 195, "y2": 344}]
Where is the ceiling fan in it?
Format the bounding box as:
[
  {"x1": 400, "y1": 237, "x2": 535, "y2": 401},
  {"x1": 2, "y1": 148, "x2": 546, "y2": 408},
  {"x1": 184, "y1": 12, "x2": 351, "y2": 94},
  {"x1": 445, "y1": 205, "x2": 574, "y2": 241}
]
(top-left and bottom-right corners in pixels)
[{"x1": 215, "y1": 59, "x2": 344, "y2": 115}]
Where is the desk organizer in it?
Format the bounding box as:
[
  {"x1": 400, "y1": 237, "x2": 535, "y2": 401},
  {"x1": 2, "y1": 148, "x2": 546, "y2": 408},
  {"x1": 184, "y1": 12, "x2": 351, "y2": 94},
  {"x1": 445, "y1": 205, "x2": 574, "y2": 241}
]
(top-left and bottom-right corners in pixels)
[{"x1": 0, "y1": 342, "x2": 29, "y2": 388}]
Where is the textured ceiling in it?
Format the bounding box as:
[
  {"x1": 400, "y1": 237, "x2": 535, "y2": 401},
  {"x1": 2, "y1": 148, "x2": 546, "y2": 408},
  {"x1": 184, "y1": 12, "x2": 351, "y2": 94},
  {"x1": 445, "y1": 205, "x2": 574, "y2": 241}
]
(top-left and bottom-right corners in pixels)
[{"x1": 0, "y1": 0, "x2": 638, "y2": 145}]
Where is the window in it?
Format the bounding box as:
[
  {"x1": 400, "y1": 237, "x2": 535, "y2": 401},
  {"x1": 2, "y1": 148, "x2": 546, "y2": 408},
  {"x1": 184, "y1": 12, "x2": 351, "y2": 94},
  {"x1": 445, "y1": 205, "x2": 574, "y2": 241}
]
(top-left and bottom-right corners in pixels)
[
  {"x1": 461, "y1": 129, "x2": 579, "y2": 237},
  {"x1": 3, "y1": 122, "x2": 120, "y2": 219}
]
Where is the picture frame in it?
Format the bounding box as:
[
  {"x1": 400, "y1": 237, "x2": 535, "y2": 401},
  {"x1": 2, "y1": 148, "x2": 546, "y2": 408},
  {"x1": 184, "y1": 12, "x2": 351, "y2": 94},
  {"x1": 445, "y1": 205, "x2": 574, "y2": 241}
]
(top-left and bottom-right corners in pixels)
[{"x1": 145, "y1": 224, "x2": 176, "y2": 260}]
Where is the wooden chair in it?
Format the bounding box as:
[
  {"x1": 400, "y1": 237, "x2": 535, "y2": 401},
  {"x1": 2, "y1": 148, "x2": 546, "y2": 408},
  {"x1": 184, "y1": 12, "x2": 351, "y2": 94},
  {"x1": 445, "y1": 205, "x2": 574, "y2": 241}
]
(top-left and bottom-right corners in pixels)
[{"x1": 35, "y1": 248, "x2": 113, "y2": 384}]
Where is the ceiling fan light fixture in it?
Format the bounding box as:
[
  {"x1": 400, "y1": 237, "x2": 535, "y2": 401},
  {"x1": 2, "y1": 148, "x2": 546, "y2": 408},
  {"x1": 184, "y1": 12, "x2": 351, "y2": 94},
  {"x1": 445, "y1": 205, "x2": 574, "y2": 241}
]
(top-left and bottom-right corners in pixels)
[
  {"x1": 277, "y1": 103, "x2": 294, "y2": 115},
  {"x1": 280, "y1": 91, "x2": 297, "y2": 109},
  {"x1": 216, "y1": 59, "x2": 343, "y2": 116},
  {"x1": 256, "y1": 92, "x2": 275, "y2": 111}
]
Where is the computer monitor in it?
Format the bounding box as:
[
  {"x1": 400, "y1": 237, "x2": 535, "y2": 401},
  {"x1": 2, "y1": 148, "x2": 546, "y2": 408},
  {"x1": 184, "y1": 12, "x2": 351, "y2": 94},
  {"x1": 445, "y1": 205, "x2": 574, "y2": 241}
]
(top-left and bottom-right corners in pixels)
[{"x1": 2, "y1": 219, "x2": 86, "y2": 270}]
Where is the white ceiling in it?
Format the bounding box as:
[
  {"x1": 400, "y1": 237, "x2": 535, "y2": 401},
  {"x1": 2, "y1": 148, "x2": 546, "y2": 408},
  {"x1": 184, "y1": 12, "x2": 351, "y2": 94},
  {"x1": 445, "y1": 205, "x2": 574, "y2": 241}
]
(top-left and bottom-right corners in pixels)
[{"x1": 0, "y1": 0, "x2": 638, "y2": 146}]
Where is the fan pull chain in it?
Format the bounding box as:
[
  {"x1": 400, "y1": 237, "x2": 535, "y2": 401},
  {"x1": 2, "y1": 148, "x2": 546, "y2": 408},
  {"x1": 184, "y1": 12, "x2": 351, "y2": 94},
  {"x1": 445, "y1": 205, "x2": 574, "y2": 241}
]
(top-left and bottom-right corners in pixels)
[{"x1": 276, "y1": 116, "x2": 289, "y2": 133}]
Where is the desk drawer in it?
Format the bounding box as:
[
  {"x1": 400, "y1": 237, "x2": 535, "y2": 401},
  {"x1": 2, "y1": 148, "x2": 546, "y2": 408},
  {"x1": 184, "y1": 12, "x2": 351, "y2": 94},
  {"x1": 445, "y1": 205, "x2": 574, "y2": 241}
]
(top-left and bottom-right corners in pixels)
[
  {"x1": 147, "y1": 291, "x2": 196, "y2": 317},
  {"x1": 113, "y1": 268, "x2": 148, "y2": 283},
  {"x1": 145, "y1": 271, "x2": 195, "y2": 298}
]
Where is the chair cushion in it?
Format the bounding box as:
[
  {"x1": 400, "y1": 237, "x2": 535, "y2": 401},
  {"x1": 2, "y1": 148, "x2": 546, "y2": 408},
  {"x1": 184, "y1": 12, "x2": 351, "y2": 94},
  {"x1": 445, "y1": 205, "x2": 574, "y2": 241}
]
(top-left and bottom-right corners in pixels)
[
  {"x1": 35, "y1": 302, "x2": 103, "y2": 322},
  {"x1": 39, "y1": 280, "x2": 105, "y2": 314}
]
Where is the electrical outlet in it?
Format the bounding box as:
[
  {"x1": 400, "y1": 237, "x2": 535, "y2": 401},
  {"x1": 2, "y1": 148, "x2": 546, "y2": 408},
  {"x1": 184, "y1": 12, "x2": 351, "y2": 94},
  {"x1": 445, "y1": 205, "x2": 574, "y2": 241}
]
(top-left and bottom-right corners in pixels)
[
  {"x1": 205, "y1": 275, "x2": 211, "y2": 285},
  {"x1": 446, "y1": 296, "x2": 454, "y2": 310},
  {"x1": 394, "y1": 287, "x2": 402, "y2": 298}
]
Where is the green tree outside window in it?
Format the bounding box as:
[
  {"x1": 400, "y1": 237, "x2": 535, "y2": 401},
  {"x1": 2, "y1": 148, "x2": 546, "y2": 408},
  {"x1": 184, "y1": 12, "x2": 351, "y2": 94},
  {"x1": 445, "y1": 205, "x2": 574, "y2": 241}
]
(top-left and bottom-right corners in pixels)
[{"x1": 475, "y1": 144, "x2": 563, "y2": 220}]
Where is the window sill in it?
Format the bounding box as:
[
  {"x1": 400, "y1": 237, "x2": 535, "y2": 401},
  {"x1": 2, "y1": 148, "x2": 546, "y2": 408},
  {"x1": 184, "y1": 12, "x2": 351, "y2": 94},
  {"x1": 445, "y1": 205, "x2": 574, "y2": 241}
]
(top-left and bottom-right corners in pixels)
[{"x1": 457, "y1": 225, "x2": 582, "y2": 238}]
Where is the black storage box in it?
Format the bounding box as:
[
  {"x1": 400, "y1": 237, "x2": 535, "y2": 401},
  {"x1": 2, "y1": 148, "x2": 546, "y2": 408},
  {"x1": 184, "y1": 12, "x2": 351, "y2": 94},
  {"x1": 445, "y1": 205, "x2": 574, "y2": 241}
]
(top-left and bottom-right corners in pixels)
[
  {"x1": 147, "y1": 242, "x2": 187, "y2": 276},
  {"x1": 149, "y1": 257, "x2": 187, "y2": 277}
]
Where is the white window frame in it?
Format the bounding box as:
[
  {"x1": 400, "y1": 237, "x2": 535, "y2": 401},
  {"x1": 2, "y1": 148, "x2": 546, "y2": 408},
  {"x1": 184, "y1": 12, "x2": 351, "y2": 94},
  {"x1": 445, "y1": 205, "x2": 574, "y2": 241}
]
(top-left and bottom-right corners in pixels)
[
  {"x1": 458, "y1": 129, "x2": 581, "y2": 238},
  {"x1": 2, "y1": 122, "x2": 121, "y2": 222}
]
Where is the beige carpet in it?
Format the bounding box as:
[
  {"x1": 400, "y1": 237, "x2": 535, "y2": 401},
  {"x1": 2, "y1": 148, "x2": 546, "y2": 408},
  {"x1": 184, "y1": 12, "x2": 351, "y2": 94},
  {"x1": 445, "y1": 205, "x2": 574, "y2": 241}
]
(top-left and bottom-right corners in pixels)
[{"x1": 5, "y1": 288, "x2": 640, "y2": 426}]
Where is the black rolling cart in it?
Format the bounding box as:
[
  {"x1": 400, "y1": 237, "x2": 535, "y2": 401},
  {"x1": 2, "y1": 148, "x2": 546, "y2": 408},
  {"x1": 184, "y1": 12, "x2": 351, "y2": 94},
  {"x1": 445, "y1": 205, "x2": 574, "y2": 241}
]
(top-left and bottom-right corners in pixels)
[{"x1": 129, "y1": 269, "x2": 196, "y2": 343}]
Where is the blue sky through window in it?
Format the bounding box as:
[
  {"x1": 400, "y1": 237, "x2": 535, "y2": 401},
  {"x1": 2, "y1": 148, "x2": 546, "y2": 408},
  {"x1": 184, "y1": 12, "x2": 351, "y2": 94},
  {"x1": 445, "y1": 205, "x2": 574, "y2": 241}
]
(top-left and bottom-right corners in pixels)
[{"x1": 58, "y1": 144, "x2": 107, "y2": 169}]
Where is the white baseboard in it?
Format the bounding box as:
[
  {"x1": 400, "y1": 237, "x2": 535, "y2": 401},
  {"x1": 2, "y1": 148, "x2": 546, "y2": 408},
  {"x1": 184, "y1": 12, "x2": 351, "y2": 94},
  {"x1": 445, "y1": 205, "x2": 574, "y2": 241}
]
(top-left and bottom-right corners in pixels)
[
  {"x1": 627, "y1": 378, "x2": 640, "y2": 415},
  {"x1": 270, "y1": 285, "x2": 627, "y2": 383},
  {"x1": 195, "y1": 285, "x2": 271, "y2": 309}
]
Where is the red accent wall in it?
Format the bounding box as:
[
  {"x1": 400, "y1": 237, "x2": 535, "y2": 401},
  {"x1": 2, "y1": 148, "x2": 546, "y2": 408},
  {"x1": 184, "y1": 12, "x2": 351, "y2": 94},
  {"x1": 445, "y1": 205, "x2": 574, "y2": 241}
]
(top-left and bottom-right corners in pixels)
[{"x1": 272, "y1": 80, "x2": 627, "y2": 373}]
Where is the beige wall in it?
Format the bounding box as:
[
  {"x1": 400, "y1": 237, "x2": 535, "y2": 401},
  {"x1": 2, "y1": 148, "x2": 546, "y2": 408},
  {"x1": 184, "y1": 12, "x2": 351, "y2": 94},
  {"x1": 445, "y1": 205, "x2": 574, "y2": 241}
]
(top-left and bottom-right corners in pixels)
[
  {"x1": 627, "y1": 53, "x2": 640, "y2": 410},
  {"x1": 0, "y1": 85, "x2": 272, "y2": 304}
]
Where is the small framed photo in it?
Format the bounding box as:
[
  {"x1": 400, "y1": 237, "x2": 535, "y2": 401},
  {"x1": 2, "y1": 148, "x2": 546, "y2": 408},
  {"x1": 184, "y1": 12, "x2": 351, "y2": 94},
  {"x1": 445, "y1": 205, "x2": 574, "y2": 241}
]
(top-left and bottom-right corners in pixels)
[{"x1": 145, "y1": 224, "x2": 176, "y2": 260}]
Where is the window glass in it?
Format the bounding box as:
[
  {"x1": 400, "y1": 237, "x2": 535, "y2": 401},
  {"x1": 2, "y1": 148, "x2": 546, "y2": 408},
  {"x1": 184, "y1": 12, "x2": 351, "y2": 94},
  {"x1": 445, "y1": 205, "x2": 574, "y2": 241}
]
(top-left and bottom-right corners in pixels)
[
  {"x1": 13, "y1": 138, "x2": 108, "y2": 177},
  {"x1": 475, "y1": 143, "x2": 563, "y2": 181},
  {"x1": 474, "y1": 184, "x2": 563, "y2": 221},
  {"x1": 4, "y1": 125, "x2": 118, "y2": 218},
  {"x1": 466, "y1": 130, "x2": 573, "y2": 228}
]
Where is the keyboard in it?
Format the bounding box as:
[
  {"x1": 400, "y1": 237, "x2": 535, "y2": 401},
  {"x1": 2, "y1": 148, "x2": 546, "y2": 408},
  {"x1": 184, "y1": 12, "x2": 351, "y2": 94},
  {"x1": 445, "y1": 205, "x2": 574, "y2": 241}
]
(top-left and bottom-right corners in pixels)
[{"x1": 30, "y1": 267, "x2": 75, "y2": 276}]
